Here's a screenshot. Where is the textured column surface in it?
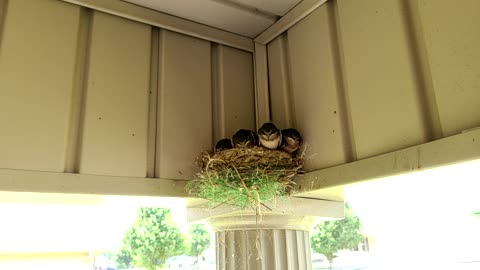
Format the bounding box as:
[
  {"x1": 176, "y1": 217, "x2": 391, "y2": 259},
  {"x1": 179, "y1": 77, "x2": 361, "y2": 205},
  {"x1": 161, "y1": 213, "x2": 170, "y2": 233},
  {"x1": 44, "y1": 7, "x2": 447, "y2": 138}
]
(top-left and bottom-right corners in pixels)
[
  {"x1": 208, "y1": 213, "x2": 317, "y2": 270},
  {"x1": 216, "y1": 228, "x2": 312, "y2": 270}
]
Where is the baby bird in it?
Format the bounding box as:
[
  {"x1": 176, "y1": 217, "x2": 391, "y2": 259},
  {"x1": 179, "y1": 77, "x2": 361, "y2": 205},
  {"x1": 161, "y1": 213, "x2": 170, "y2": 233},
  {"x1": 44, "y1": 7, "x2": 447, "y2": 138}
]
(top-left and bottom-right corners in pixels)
[
  {"x1": 257, "y1": 122, "x2": 282, "y2": 149},
  {"x1": 281, "y1": 128, "x2": 303, "y2": 156},
  {"x1": 215, "y1": 138, "x2": 233, "y2": 152},
  {"x1": 232, "y1": 129, "x2": 257, "y2": 148}
]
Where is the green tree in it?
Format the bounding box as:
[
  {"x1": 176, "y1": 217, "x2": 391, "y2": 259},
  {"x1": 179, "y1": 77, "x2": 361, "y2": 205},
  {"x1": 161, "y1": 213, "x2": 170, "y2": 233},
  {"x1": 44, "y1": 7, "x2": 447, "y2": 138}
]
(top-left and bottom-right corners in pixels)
[
  {"x1": 115, "y1": 245, "x2": 133, "y2": 269},
  {"x1": 187, "y1": 223, "x2": 211, "y2": 266},
  {"x1": 117, "y1": 208, "x2": 186, "y2": 270},
  {"x1": 310, "y1": 203, "x2": 364, "y2": 268}
]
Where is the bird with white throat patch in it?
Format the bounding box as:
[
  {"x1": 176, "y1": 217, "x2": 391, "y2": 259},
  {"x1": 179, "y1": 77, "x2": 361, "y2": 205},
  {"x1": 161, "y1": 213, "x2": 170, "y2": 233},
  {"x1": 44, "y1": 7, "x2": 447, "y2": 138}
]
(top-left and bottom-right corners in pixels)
[{"x1": 257, "y1": 122, "x2": 282, "y2": 149}]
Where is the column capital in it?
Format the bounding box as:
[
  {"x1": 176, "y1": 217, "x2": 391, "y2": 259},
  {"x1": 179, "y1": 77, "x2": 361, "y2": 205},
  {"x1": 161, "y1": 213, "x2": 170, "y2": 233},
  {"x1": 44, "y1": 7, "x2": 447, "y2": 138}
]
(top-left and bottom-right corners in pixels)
[
  {"x1": 187, "y1": 196, "x2": 344, "y2": 231},
  {"x1": 207, "y1": 212, "x2": 318, "y2": 231}
]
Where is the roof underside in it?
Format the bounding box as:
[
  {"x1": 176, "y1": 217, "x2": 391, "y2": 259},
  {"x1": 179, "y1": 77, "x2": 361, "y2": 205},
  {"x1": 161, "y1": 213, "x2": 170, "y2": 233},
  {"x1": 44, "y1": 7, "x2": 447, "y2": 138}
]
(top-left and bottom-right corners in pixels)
[{"x1": 122, "y1": 0, "x2": 302, "y2": 37}]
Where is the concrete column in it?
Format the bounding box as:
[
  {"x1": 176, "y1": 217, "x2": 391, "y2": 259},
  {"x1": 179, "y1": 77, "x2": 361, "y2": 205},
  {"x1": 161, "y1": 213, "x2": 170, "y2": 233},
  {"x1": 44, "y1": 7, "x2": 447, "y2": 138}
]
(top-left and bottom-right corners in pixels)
[
  {"x1": 209, "y1": 213, "x2": 317, "y2": 270},
  {"x1": 187, "y1": 197, "x2": 345, "y2": 270}
]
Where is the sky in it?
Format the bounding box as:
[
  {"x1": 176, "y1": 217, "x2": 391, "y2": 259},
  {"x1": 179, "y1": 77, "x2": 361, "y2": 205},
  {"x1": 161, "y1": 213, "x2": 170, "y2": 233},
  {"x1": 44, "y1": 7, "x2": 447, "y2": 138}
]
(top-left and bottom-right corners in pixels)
[
  {"x1": 344, "y1": 159, "x2": 480, "y2": 269},
  {"x1": 0, "y1": 194, "x2": 187, "y2": 253},
  {"x1": 0, "y1": 159, "x2": 479, "y2": 270}
]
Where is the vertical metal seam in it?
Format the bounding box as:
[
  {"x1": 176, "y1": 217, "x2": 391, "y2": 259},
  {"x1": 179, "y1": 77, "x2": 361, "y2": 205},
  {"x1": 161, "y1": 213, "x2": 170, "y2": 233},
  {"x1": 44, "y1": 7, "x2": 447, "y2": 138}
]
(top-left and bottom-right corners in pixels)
[
  {"x1": 265, "y1": 42, "x2": 273, "y2": 125},
  {"x1": 282, "y1": 33, "x2": 297, "y2": 128},
  {"x1": 155, "y1": 29, "x2": 165, "y2": 178},
  {"x1": 64, "y1": 7, "x2": 93, "y2": 173},
  {"x1": 0, "y1": 0, "x2": 8, "y2": 53},
  {"x1": 264, "y1": 42, "x2": 272, "y2": 128},
  {"x1": 211, "y1": 43, "x2": 225, "y2": 146},
  {"x1": 218, "y1": 46, "x2": 225, "y2": 139},
  {"x1": 402, "y1": 0, "x2": 443, "y2": 141},
  {"x1": 253, "y1": 45, "x2": 259, "y2": 130},
  {"x1": 146, "y1": 27, "x2": 160, "y2": 178},
  {"x1": 211, "y1": 43, "x2": 218, "y2": 146},
  {"x1": 254, "y1": 42, "x2": 271, "y2": 129},
  {"x1": 330, "y1": 0, "x2": 357, "y2": 162}
]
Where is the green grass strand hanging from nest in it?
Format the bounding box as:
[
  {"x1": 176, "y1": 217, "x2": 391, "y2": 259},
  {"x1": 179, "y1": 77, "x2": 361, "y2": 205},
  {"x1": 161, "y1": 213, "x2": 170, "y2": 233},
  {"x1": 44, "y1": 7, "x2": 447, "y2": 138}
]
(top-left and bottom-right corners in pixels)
[{"x1": 186, "y1": 147, "x2": 304, "y2": 209}]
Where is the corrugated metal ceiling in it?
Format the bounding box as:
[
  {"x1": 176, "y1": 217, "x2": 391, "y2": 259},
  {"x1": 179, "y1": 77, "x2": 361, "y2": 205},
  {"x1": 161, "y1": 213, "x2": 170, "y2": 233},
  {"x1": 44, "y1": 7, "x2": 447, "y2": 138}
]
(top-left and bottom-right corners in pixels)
[{"x1": 122, "y1": 0, "x2": 303, "y2": 37}]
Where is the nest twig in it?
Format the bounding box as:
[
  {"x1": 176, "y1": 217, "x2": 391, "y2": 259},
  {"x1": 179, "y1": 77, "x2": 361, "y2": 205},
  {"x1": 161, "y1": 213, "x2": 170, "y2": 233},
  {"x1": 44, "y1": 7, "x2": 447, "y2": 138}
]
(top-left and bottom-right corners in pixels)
[{"x1": 186, "y1": 147, "x2": 304, "y2": 209}]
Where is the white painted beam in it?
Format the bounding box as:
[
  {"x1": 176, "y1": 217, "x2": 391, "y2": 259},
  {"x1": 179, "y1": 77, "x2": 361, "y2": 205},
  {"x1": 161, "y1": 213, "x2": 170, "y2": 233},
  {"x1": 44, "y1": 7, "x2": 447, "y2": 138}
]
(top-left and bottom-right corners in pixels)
[
  {"x1": 59, "y1": 0, "x2": 254, "y2": 52},
  {"x1": 0, "y1": 169, "x2": 187, "y2": 197},
  {"x1": 4, "y1": 127, "x2": 477, "y2": 199},
  {"x1": 294, "y1": 128, "x2": 480, "y2": 196},
  {"x1": 255, "y1": 0, "x2": 329, "y2": 45}
]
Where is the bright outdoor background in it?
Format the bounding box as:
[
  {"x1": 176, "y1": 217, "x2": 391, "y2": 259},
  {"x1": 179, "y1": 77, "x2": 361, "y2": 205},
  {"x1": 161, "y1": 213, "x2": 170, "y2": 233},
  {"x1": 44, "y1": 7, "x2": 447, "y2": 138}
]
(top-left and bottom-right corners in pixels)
[
  {"x1": 0, "y1": 159, "x2": 479, "y2": 270},
  {"x1": 327, "y1": 158, "x2": 480, "y2": 270}
]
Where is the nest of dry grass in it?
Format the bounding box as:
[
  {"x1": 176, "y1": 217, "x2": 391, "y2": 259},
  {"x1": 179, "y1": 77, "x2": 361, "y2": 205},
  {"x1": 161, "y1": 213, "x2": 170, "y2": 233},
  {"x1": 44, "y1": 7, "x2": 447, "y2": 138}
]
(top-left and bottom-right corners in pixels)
[{"x1": 186, "y1": 147, "x2": 304, "y2": 209}]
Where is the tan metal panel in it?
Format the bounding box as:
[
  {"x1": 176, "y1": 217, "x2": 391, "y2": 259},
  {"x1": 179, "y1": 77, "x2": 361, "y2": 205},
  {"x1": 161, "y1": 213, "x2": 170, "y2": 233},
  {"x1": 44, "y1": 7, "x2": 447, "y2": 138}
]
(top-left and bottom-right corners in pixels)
[
  {"x1": 230, "y1": 0, "x2": 301, "y2": 17},
  {"x1": 213, "y1": 45, "x2": 255, "y2": 142},
  {"x1": 0, "y1": 0, "x2": 80, "y2": 172},
  {"x1": 60, "y1": 0, "x2": 254, "y2": 52},
  {"x1": 123, "y1": 0, "x2": 275, "y2": 38},
  {"x1": 156, "y1": 30, "x2": 212, "y2": 180},
  {"x1": 255, "y1": 0, "x2": 328, "y2": 45},
  {"x1": 401, "y1": 0, "x2": 442, "y2": 141},
  {"x1": 0, "y1": 0, "x2": 7, "y2": 46},
  {"x1": 254, "y1": 42, "x2": 271, "y2": 128},
  {"x1": 146, "y1": 28, "x2": 160, "y2": 178},
  {"x1": 0, "y1": 169, "x2": 187, "y2": 197},
  {"x1": 79, "y1": 12, "x2": 151, "y2": 177},
  {"x1": 417, "y1": 0, "x2": 480, "y2": 136},
  {"x1": 64, "y1": 8, "x2": 92, "y2": 173},
  {"x1": 287, "y1": 4, "x2": 348, "y2": 170},
  {"x1": 336, "y1": 0, "x2": 428, "y2": 159},
  {"x1": 295, "y1": 128, "x2": 480, "y2": 194},
  {"x1": 267, "y1": 34, "x2": 294, "y2": 130}
]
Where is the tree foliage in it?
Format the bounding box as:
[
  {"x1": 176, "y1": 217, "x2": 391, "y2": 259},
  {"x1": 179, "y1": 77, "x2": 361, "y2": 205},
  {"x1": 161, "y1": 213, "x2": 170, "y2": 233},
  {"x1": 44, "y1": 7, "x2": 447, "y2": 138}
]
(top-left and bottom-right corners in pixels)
[
  {"x1": 116, "y1": 208, "x2": 186, "y2": 270},
  {"x1": 187, "y1": 223, "x2": 211, "y2": 264},
  {"x1": 116, "y1": 245, "x2": 133, "y2": 269},
  {"x1": 310, "y1": 203, "x2": 364, "y2": 266}
]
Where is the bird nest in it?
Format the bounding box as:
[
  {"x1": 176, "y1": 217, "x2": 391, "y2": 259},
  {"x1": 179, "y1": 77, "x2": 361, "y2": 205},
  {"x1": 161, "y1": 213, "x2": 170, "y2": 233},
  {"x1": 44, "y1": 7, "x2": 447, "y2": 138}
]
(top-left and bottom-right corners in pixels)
[{"x1": 186, "y1": 146, "x2": 304, "y2": 209}]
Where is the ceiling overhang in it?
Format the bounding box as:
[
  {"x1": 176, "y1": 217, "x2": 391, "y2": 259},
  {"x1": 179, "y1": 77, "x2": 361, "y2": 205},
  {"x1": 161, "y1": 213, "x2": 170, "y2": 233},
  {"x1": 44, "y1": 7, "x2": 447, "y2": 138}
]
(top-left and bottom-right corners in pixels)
[{"x1": 122, "y1": 0, "x2": 302, "y2": 38}]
